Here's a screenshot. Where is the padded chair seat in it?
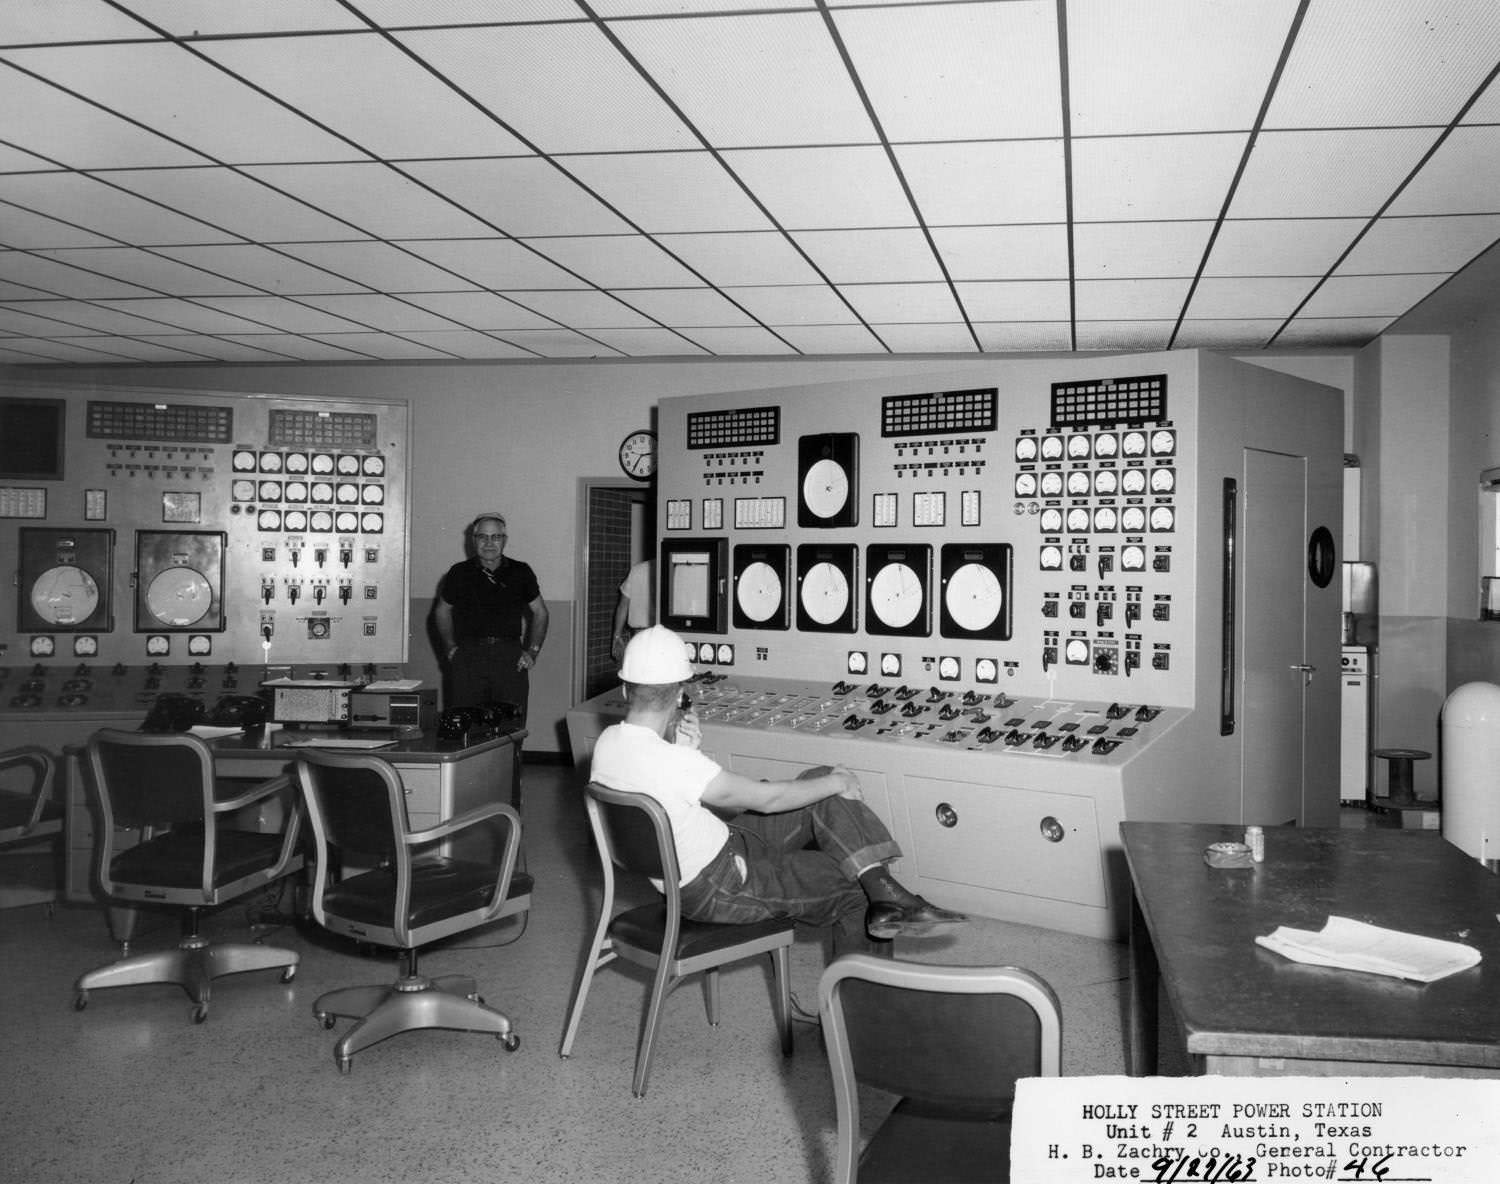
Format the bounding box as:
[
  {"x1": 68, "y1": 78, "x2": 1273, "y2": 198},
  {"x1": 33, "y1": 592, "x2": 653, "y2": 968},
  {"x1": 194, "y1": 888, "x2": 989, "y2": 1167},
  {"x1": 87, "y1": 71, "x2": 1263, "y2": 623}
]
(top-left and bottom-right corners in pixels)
[
  {"x1": 859, "y1": 1103, "x2": 1012, "y2": 1184},
  {"x1": 112, "y1": 826, "x2": 288, "y2": 889},
  {"x1": 0, "y1": 790, "x2": 62, "y2": 829},
  {"x1": 610, "y1": 903, "x2": 794, "y2": 960},
  {"x1": 325, "y1": 856, "x2": 534, "y2": 930}
]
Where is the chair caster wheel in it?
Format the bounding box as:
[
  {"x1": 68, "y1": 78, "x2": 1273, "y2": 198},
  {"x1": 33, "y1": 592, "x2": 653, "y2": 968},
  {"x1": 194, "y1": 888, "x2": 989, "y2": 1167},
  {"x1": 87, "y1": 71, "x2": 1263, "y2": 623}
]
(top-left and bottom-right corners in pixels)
[
  {"x1": 500, "y1": 1032, "x2": 520, "y2": 1052},
  {"x1": 192, "y1": 1004, "x2": 209, "y2": 1024},
  {"x1": 317, "y1": 1012, "x2": 336, "y2": 1029},
  {"x1": 337, "y1": 1058, "x2": 352, "y2": 1075},
  {"x1": 74, "y1": 991, "x2": 88, "y2": 1011},
  {"x1": 281, "y1": 965, "x2": 297, "y2": 983}
]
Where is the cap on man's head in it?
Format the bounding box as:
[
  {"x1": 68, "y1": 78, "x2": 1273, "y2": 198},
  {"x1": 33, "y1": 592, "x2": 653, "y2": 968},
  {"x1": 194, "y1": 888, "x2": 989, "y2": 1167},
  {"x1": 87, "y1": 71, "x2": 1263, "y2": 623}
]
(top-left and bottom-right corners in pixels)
[
  {"x1": 470, "y1": 512, "x2": 506, "y2": 532},
  {"x1": 619, "y1": 625, "x2": 694, "y2": 685}
]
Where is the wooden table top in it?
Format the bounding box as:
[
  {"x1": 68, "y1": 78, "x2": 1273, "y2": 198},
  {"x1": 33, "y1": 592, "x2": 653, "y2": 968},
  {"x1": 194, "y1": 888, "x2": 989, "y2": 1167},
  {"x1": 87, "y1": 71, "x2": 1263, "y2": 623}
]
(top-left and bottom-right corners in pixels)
[{"x1": 1121, "y1": 821, "x2": 1500, "y2": 1070}]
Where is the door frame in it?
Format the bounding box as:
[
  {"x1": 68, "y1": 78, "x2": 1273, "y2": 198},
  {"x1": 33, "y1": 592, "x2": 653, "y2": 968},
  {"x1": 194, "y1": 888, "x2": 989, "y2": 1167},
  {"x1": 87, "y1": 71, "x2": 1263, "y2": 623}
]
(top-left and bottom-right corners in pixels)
[{"x1": 572, "y1": 477, "x2": 654, "y2": 706}]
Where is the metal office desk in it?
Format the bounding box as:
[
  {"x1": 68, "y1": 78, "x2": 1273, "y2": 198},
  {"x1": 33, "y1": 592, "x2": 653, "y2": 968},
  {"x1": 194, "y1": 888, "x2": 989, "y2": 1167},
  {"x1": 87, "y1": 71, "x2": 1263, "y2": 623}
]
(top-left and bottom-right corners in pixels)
[{"x1": 1122, "y1": 821, "x2": 1500, "y2": 1078}]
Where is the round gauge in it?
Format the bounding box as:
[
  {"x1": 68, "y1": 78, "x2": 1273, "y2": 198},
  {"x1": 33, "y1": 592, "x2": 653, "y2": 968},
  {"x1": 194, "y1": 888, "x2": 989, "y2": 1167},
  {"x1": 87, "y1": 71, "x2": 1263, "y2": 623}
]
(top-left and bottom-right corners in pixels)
[
  {"x1": 146, "y1": 634, "x2": 170, "y2": 656},
  {"x1": 284, "y1": 481, "x2": 309, "y2": 502},
  {"x1": 337, "y1": 455, "x2": 361, "y2": 475},
  {"x1": 1067, "y1": 434, "x2": 1091, "y2": 459},
  {"x1": 361, "y1": 484, "x2": 385, "y2": 505},
  {"x1": 73, "y1": 635, "x2": 98, "y2": 657},
  {"x1": 1150, "y1": 506, "x2": 1176, "y2": 532},
  {"x1": 188, "y1": 634, "x2": 212, "y2": 656},
  {"x1": 1121, "y1": 468, "x2": 1148, "y2": 494},
  {"x1": 802, "y1": 459, "x2": 850, "y2": 521},
  {"x1": 336, "y1": 512, "x2": 359, "y2": 533},
  {"x1": 1094, "y1": 470, "x2": 1119, "y2": 496},
  {"x1": 1122, "y1": 431, "x2": 1147, "y2": 457},
  {"x1": 31, "y1": 566, "x2": 99, "y2": 626},
  {"x1": 283, "y1": 510, "x2": 308, "y2": 532},
  {"x1": 618, "y1": 430, "x2": 657, "y2": 482},
  {"x1": 1094, "y1": 433, "x2": 1119, "y2": 459},
  {"x1": 1121, "y1": 507, "x2": 1147, "y2": 533},
  {"x1": 938, "y1": 656, "x2": 961, "y2": 680},
  {"x1": 1150, "y1": 467, "x2": 1176, "y2": 494},
  {"x1": 1040, "y1": 435, "x2": 1064, "y2": 460},
  {"x1": 232, "y1": 449, "x2": 257, "y2": 472},
  {"x1": 735, "y1": 561, "x2": 784, "y2": 624},
  {"x1": 232, "y1": 479, "x2": 256, "y2": 501},
  {"x1": 1066, "y1": 508, "x2": 1090, "y2": 533},
  {"x1": 869, "y1": 562, "x2": 924, "y2": 630},
  {"x1": 284, "y1": 452, "x2": 309, "y2": 473},
  {"x1": 257, "y1": 509, "x2": 281, "y2": 530},
  {"x1": 311, "y1": 482, "x2": 334, "y2": 503},
  {"x1": 1151, "y1": 429, "x2": 1176, "y2": 456},
  {"x1": 145, "y1": 567, "x2": 212, "y2": 627},
  {"x1": 975, "y1": 658, "x2": 998, "y2": 682},
  {"x1": 800, "y1": 561, "x2": 850, "y2": 625},
  {"x1": 716, "y1": 643, "x2": 734, "y2": 664},
  {"x1": 697, "y1": 641, "x2": 716, "y2": 663},
  {"x1": 361, "y1": 512, "x2": 383, "y2": 532},
  {"x1": 259, "y1": 452, "x2": 283, "y2": 473},
  {"x1": 1040, "y1": 545, "x2": 1064, "y2": 570},
  {"x1": 1039, "y1": 508, "x2": 1063, "y2": 533},
  {"x1": 312, "y1": 453, "x2": 335, "y2": 474},
  {"x1": 1094, "y1": 507, "x2": 1118, "y2": 532},
  {"x1": 847, "y1": 651, "x2": 868, "y2": 676},
  {"x1": 1039, "y1": 472, "x2": 1064, "y2": 497},
  {"x1": 336, "y1": 483, "x2": 359, "y2": 503},
  {"x1": 880, "y1": 653, "x2": 901, "y2": 677},
  {"x1": 682, "y1": 642, "x2": 698, "y2": 665},
  {"x1": 311, "y1": 511, "x2": 334, "y2": 532},
  {"x1": 258, "y1": 480, "x2": 282, "y2": 501},
  {"x1": 945, "y1": 564, "x2": 1003, "y2": 632},
  {"x1": 1014, "y1": 437, "x2": 1038, "y2": 462},
  {"x1": 1122, "y1": 545, "x2": 1147, "y2": 570},
  {"x1": 1066, "y1": 471, "x2": 1091, "y2": 496},
  {"x1": 362, "y1": 455, "x2": 385, "y2": 477},
  {"x1": 1065, "y1": 638, "x2": 1090, "y2": 665},
  {"x1": 1015, "y1": 473, "x2": 1038, "y2": 498},
  {"x1": 29, "y1": 635, "x2": 55, "y2": 658}
]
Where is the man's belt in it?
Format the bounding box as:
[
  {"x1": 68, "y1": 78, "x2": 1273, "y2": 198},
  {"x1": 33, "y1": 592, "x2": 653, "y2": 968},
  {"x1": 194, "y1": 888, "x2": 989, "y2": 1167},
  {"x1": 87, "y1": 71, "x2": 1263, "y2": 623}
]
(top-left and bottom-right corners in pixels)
[{"x1": 465, "y1": 636, "x2": 514, "y2": 645}]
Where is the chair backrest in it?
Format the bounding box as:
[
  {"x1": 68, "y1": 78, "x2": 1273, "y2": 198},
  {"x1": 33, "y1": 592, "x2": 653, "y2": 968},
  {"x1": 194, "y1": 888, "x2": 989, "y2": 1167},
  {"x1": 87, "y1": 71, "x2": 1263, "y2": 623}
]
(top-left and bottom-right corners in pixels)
[
  {"x1": 0, "y1": 746, "x2": 59, "y2": 841},
  {"x1": 86, "y1": 729, "x2": 215, "y2": 831},
  {"x1": 820, "y1": 955, "x2": 1062, "y2": 1116},
  {"x1": 294, "y1": 749, "x2": 404, "y2": 864},
  {"x1": 584, "y1": 781, "x2": 678, "y2": 888}
]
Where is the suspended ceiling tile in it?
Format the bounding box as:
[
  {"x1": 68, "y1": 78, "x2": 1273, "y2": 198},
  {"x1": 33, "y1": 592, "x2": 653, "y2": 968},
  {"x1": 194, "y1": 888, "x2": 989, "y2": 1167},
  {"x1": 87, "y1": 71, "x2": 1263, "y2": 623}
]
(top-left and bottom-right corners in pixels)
[
  {"x1": 127, "y1": 335, "x2": 312, "y2": 363},
  {"x1": 774, "y1": 323, "x2": 888, "y2": 354},
  {"x1": 1186, "y1": 276, "x2": 1320, "y2": 319},
  {"x1": 1389, "y1": 127, "x2": 1500, "y2": 217},
  {"x1": 296, "y1": 294, "x2": 464, "y2": 332},
  {"x1": 954, "y1": 280, "x2": 1070, "y2": 321},
  {"x1": 1075, "y1": 278, "x2": 1191, "y2": 320},
  {"x1": 1073, "y1": 222, "x2": 1215, "y2": 280},
  {"x1": 729, "y1": 285, "x2": 859, "y2": 327},
  {"x1": 1299, "y1": 273, "x2": 1449, "y2": 319},
  {"x1": 389, "y1": 330, "x2": 539, "y2": 360},
  {"x1": 1267, "y1": 0, "x2": 1500, "y2": 128},
  {"x1": 122, "y1": 0, "x2": 372, "y2": 37},
  {"x1": 1274, "y1": 317, "x2": 1394, "y2": 348},
  {"x1": 395, "y1": 26, "x2": 698, "y2": 155},
  {"x1": 32, "y1": 246, "x2": 261, "y2": 296},
  {"x1": 0, "y1": 279, "x2": 51, "y2": 300},
  {"x1": 790, "y1": 229, "x2": 943, "y2": 284},
  {"x1": 191, "y1": 295, "x2": 374, "y2": 333},
  {"x1": 214, "y1": 332, "x2": 386, "y2": 361},
  {"x1": 564, "y1": 152, "x2": 778, "y2": 235},
  {"x1": 1230, "y1": 128, "x2": 1434, "y2": 219},
  {"x1": 591, "y1": 0, "x2": 815, "y2": 14},
  {"x1": 895, "y1": 141, "x2": 1067, "y2": 226},
  {"x1": 3, "y1": 2, "x2": 155, "y2": 42},
  {"x1": 658, "y1": 231, "x2": 823, "y2": 287},
  {"x1": 973, "y1": 321, "x2": 1073, "y2": 352},
  {"x1": 612, "y1": 286, "x2": 756, "y2": 327},
  {"x1": 0, "y1": 173, "x2": 238, "y2": 245},
  {"x1": 495, "y1": 328, "x2": 621, "y2": 358},
  {"x1": 303, "y1": 332, "x2": 454, "y2": 360},
  {"x1": 609, "y1": 13, "x2": 878, "y2": 148},
  {"x1": 277, "y1": 242, "x2": 478, "y2": 294},
  {"x1": 5, "y1": 43, "x2": 365, "y2": 164},
  {"x1": 0, "y1": 205, "x2": 116, "y2": 249},
  {"x1": 105, "y1": 167, "x2": 372, "y2": 243},
  {"x1": 356, "y1": 0, "x2": 584, "y2": 23},
  {"x1": 403, "y1": 158, "x2": 633, "y2": 237},
  {"x1": 1173, "y1": 319, "x2": 1282, "y2": 349},
  {"x1": 1463, "y1": 74, "x2": 1500, "y2": 123},
  {"x1": 502, "y1": 289, "x2": 658, "y2": 329},
  {"x1": 150, "y1": 244, "x2": 362, "y2": 294},
  {"x1": 400, "y1": 291, "x2": 560, "y2": 332},
  {"x1": 1204, "y1": 218, "x2": 1366, "y2": 277},
  {"x1": 400, "y1": 239, "x2": 590, "y2": 291},
  {"x1": 587, "y1": 327, "x2": 709, "y2": 356},
  {"x1": 834, "y1": 1, "x2": 1061, "y2": 142},
  {"x1": 53, "y1": 333, "x2": 215, "y2": 361},
  {"x1": 9, "y1": 299, "x2": 180, "y2": 335},
  {"x1": 722, "y1": 146, "x2": 915, "y2": 232},
  {"x1": 0, "y1": 252, "x2": 158, "y2": 299},
  {"x1": 0, "y1": 337, "x2": 145, "y2": 363},
  {"x1": 92, "y1": 297, "x2": 282, "y2": 334},
  {"x1": 841, "y1": 282, "x2": 963, "y2": 325},
  {"x1": 869, "y1": 323, "x2": 977, "y2": 354},
  {"x1": 242, "y1": 162, "x2": 497, "y2": 239},
  {"x1": 1074, "y1": 321, "x2": 1173, "y2": 352},
  {"x1": 0, "y1": 142, "x2": 53, "y2": 171},
  {"x1": 523, "y1": 235, "x2": 706, "y2": 289},
  {"x1": 1071, "y1": 133, "x2": 1248, "y2": 222},
  {"x1": 1339, "y1": 214, "x2": 1500, "y2": 276},
  {"x1": 0, "y1": 70, "x2": 203, "y2": 170},
  {"x1": 677, "y1": 325, "x2": 798, "y2": 355},
  {"x1": 197, "y1": 33, "x2": 531, "y2": 161},
  {"x1": 0, "y1": 305, "x2": 100, "y2": 336},
  {"x1": 930, "y1": 225, "x2": 1070, "y2": 282}
]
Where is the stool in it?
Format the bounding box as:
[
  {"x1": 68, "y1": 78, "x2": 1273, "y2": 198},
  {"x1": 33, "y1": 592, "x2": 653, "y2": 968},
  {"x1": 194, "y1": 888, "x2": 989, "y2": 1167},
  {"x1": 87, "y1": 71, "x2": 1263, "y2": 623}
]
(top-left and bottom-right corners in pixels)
[{"x1": 1373, "y1": 748, "x2": 1438, "y2": 829}]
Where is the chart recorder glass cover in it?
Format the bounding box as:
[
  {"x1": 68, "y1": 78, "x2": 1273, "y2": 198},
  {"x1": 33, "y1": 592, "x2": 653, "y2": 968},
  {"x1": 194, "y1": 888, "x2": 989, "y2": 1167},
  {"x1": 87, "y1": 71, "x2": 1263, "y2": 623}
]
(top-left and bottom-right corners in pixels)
[
  {"x1": 796, "y1": 543, "x2": 857, "y2": 632},
  {"x1": 797, "y1": 432, "x2": 859, "y2": 528},
  {"x1": 865, "y1": 544, "x2": 931, "y2": 638},
  {"x1": 732, "y1": 543, "x2": 789, "y2": 630},
  {"x1": 134, "y1": 531, "x2": 226, "y2": 632},
  {"x1": 938, "y1": 543, "x2": 1012, "y2": 641}
]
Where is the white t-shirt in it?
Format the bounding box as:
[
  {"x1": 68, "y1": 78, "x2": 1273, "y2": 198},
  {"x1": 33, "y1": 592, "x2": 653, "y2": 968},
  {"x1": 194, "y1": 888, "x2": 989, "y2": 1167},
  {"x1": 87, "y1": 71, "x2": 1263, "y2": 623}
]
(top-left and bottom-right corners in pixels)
[
  {"x1": 589, "y1": 720, "x2": 728, "y2": 884},
  {"x1": 619, "y1": 560, "x2": 656, "y2": 629}
]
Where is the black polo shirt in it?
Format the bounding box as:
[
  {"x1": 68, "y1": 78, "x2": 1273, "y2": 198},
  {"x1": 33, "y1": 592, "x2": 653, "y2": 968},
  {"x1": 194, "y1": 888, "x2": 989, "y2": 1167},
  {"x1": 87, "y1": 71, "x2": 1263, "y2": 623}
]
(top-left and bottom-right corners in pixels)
[{"x1": 439, "y1": 556, "x2": 541, "y2": 643}]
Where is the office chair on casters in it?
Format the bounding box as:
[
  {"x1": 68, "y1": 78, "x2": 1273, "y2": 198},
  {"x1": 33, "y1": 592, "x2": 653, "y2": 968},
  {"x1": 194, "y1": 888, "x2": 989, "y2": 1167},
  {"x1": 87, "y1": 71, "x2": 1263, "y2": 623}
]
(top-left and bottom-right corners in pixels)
[
  {"x1": 558, "y1": 781, "x2": 795, "y2": 1098},
  {"x1": 73, "y1": 730, "x2": 304, "y2": 1023},
  {"x1": 294, "y1": 749, "x2": 532, "y2": 1074},
  {"x1": 818, "y1": 955, "x2": 1063, "y2": 1184},
  {"x1": 0, "y1": 746, "x2": 62, "y2": 847}
]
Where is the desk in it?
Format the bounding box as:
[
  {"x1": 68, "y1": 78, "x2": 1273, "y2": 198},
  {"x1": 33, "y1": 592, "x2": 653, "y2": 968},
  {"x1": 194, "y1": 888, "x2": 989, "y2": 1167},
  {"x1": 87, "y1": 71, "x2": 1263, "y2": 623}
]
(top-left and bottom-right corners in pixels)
[{"x1": 1123, "y1": 821, "x2": 1500, "y2": 1078}]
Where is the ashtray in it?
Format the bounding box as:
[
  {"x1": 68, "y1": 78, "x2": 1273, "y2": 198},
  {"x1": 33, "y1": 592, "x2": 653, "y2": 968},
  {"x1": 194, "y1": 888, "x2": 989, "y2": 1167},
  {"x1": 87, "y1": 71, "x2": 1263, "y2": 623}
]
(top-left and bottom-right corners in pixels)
[{"x1": 1203, "y1": 841, "x2": 1255, "y2": 869}]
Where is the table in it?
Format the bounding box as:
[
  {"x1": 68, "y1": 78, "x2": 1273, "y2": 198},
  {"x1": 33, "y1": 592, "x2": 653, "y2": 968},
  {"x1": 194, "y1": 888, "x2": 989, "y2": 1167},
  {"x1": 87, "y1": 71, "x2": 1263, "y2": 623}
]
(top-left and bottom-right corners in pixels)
[{"x1": 1122, "y1": 821, "x2": 1500, "y2": 1077}]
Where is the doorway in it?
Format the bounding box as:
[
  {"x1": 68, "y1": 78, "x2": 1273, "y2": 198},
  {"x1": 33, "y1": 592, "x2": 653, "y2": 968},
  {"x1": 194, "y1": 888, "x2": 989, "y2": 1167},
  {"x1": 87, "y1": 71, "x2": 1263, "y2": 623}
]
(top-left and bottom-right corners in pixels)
[{"x1": 574, "y1": 479, "x2": 655, "y2": 704}]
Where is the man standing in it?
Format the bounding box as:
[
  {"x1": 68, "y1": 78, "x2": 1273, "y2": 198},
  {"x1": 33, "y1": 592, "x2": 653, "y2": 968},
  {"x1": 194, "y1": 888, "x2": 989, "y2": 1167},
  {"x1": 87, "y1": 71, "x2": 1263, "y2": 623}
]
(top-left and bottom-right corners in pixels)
[
  {"x1": 433, "y1": 513, "x2": 549, "y2": 722},
  {"x1": 589, "y1": 625, "x2": 966, "y2": 953},
  {"x1": 610, "y1": 557, "x2": 656, "y2": 662}
]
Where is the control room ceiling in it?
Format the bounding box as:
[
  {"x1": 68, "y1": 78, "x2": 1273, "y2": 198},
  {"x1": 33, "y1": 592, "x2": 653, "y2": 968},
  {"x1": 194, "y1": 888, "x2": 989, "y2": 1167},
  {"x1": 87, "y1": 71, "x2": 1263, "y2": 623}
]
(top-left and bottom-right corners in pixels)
[{"x1": 1, "y1": 0, "x2": 1497, "y2": 366}]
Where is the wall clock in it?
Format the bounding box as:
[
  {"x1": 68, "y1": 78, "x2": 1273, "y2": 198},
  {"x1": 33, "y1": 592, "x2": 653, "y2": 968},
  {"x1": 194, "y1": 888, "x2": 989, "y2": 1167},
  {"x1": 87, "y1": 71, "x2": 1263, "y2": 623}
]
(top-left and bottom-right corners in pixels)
[{"x1": 618, "y1": 429, "x2": 657, "y2": 481}]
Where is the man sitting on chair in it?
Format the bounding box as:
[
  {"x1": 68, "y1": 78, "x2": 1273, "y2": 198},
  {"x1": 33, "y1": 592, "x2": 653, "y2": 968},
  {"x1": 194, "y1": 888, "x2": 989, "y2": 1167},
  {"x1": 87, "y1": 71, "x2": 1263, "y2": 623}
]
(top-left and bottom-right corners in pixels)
[{"x1": 590, "y1": 626, "x2": 966, "y2": 954}]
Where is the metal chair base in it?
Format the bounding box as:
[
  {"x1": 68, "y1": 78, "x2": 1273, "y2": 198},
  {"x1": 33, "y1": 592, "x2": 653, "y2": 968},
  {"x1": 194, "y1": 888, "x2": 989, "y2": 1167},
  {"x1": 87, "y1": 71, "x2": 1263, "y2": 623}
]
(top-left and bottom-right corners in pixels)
[{"x1": 74, "y1": 936, "x2": 298, "y2": 1022}]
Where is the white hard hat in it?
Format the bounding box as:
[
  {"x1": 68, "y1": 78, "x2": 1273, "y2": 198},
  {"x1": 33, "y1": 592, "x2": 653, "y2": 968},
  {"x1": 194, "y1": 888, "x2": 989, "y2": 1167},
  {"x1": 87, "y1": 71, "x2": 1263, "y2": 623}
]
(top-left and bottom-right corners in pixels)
[{"x1": 619, "y1": 625, "x2": 695, "y2": 685}]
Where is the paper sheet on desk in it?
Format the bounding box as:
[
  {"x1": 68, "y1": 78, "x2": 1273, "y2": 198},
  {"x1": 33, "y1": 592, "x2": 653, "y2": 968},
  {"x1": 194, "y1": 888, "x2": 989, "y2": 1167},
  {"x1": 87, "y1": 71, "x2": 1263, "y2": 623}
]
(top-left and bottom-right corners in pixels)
[{"x1": 1256, "y1": 915, "x2": 1481, "y2": 982}]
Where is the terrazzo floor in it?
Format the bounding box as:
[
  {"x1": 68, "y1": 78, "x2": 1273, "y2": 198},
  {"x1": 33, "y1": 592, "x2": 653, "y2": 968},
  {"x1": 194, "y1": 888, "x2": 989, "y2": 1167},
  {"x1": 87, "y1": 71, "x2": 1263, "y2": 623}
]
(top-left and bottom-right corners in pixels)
[{"x1": 1, "y1": 761, "x2": 1176, "y2": 1184}]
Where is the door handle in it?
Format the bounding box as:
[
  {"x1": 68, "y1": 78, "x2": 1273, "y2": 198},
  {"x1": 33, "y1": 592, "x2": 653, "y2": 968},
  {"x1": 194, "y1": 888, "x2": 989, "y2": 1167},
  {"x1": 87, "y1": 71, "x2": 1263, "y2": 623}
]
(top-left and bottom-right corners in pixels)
[{"x1": 1290, "y1": 663, "x2": 1316, "y2": 686}]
